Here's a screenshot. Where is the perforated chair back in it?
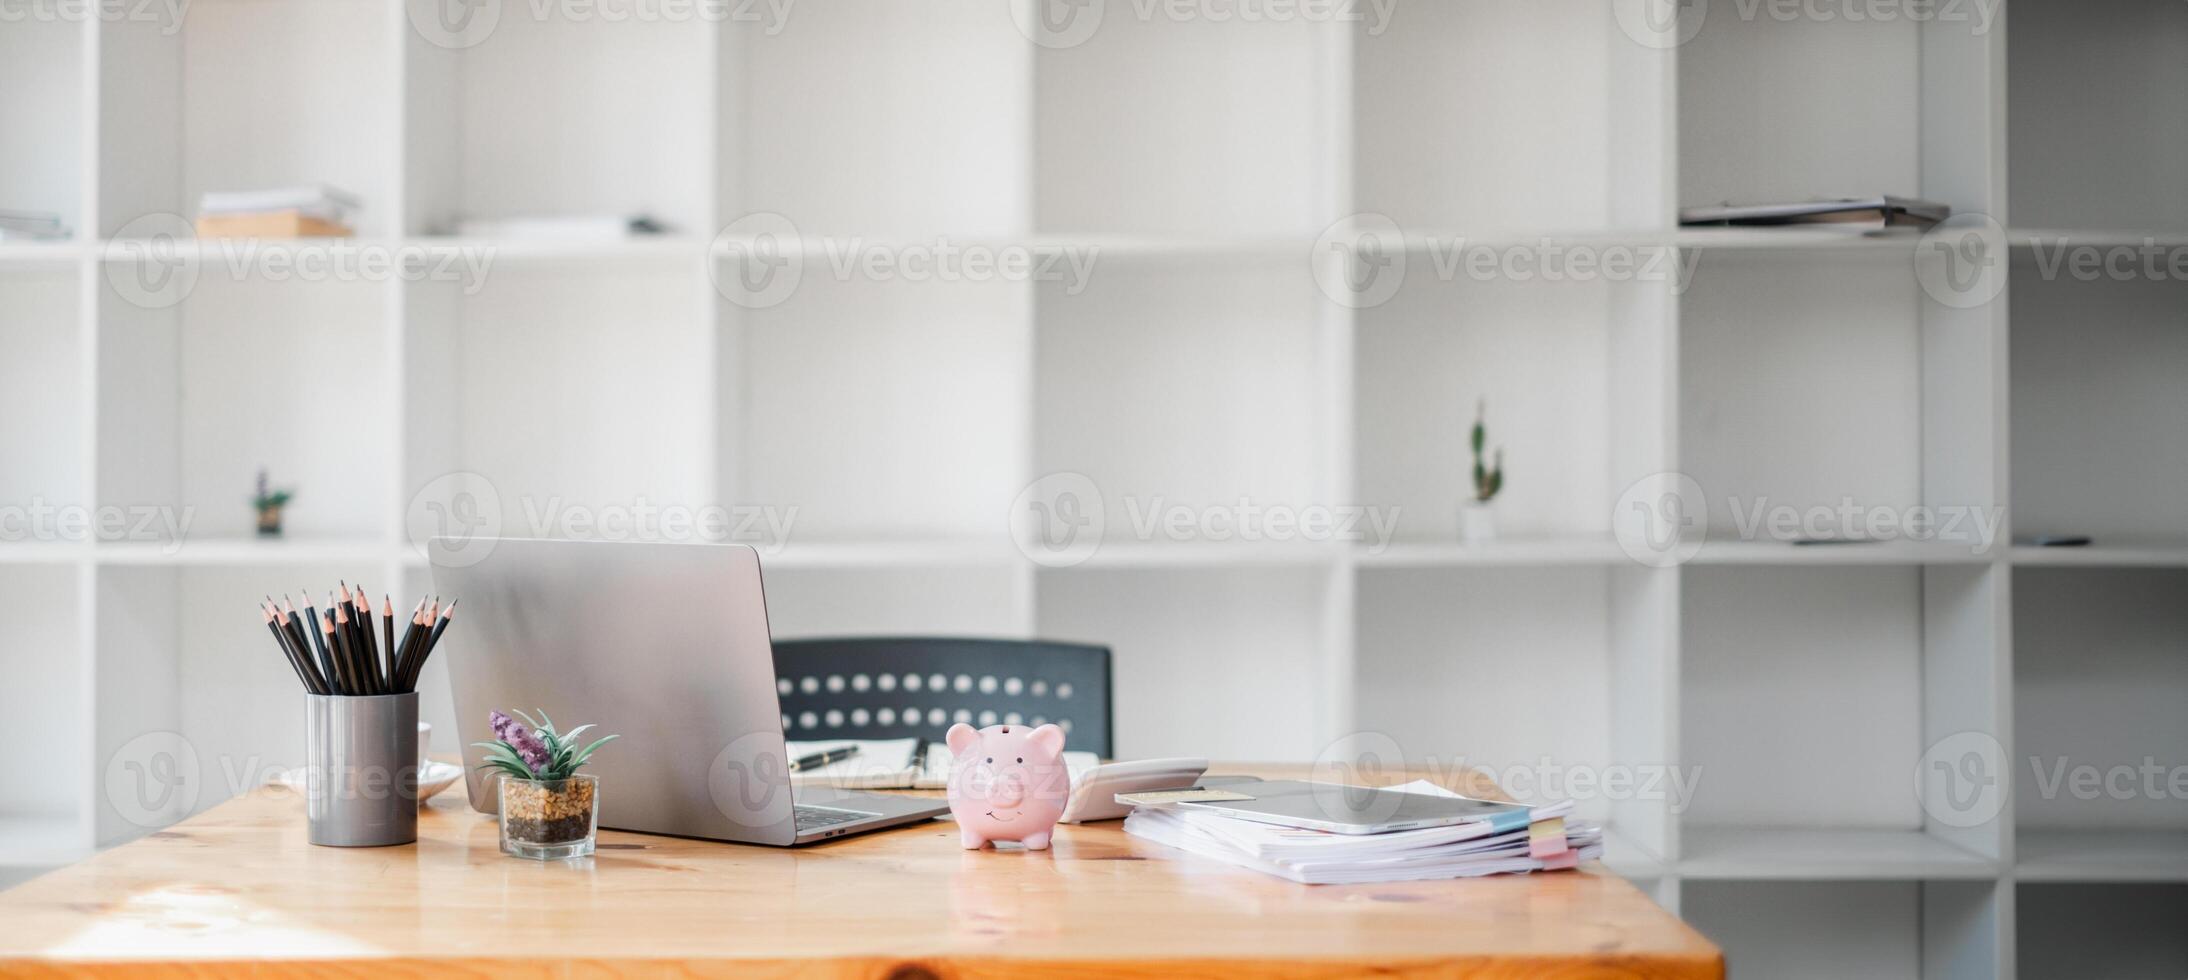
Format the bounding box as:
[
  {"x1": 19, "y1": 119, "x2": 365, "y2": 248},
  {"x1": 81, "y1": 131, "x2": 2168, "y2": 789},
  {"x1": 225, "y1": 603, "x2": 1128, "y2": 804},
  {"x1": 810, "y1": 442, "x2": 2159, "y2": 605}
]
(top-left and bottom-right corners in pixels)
[{"x1": 771, "y1": 637, "x2": 1113, "y2": 758}]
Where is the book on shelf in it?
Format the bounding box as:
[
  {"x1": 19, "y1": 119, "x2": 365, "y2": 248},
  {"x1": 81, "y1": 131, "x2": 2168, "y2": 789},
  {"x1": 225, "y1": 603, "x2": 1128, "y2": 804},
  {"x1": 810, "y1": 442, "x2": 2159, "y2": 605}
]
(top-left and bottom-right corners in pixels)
[
  {"x1": 1123, "y1": 779, "x2": 1600, "y2": 884},
  {"x1": 195, "y1": 209, "x2": 354, "y2": 239},
  {"x1": 198, "y1": 183, "x2": 362, "y2": 215},
  {"x1": 1680, "y1": 196, "x2": 1950, "y2": 230},
  {"x1": 453, "y1": 214, "x2": 666, "y2": 242},
  {"x1": 0, "y1": 209, "x2": 69, "y2": 241},
  {"x1": 196, "y1": 184, "x2": 360, "y2": 239}
]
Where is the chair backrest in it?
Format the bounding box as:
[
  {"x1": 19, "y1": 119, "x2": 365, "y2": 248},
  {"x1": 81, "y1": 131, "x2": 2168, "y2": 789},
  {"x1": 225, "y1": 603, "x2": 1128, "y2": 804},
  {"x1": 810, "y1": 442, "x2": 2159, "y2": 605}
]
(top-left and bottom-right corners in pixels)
[{"x1": 771, "y1": 637, "x2": 1113, "y2": 758}]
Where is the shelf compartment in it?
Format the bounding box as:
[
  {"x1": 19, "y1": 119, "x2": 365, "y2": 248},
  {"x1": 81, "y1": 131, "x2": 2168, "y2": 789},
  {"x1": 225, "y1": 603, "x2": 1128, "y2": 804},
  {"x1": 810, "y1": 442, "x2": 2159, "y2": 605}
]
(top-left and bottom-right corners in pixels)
[
  {"x1": 1679, "y1": 251, "x2": 1922, "y2": 537},
  {"x1": 1678, "y1": 11, "x2": 1919, "y2": 211},
  {"x1": 402, "y1": 0, "x2": 713, "y2": 236},
  {"x1": 729, "y1": 276, "x2": 1027, "y2": 541},
  {"x1": 1685, "y1": 879, "x2": 2001, "y2": 979},
  {"x1": 2009, "y1": 256, "x2": 2188, "y2": 538},
  {"x1": 98, "y1": 0, "x2": 397, "y2": 237},
  {"x1": 1681, "y1": 567, "x2": 1924, "y2": 828},
  {"x1": 96, "y1": 274, "x2": 392, "y2": 544},
  {"x1": 1352, "y1": 4, "x2": 1623, "y2": 230},
  {"x1": 1353, "y1": 272, "x2": 1613, "y2": 540},
  {"x1": 1037, "y1": 567, "x2": 1329, "y2": 762},
  {"x1": 1355, "y1": 566, "x2": 1612, "y2": 820},
  {"x1": 2018, "y1": 830, "x2": 2188, "y2": 883},
  {"x1": 1679, "y1": 828, "x2": 1996, "y2": 880},
  {"x1": 1035, "y1": 15, "x2": 1336, "y2": 237},
  {"x1": 1035, "y1": 259, "x2": 1327, "y2": 541},
  {"x1": 2018, "y1": 883, "x2": 2188, "y2": 979},
  {"x1": 759, "y1": 566, "x2": 1022, "y2": 640},
  {"x1": 0, "y1": 269, "x2": 86, "y2": 535},
  {"x1": 2008, "y1": 0, "x2": 2188, "y2": 231},
  {"x1": 403, "y1": 265, "x2": 713, "y2": 542},
  {"x1": 0, "y1": 15, "x2": 84, "y2": 238},
  {"x1": 0, "y1": 568, "x2": 87, "y2": 869},
  {"x1": 726, "y1": 1, "x2": 1027, "y2": 238},
  {"x1": 2014, "y1": 568, "x2": 2188, "y2": 834}
]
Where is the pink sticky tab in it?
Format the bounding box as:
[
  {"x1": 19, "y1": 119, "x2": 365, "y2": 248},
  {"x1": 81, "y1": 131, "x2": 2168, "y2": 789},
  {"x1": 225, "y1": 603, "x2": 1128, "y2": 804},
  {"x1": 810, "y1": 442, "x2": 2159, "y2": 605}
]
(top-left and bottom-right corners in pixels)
[
  {"x1": 1539, "y1": 849, "x2": 1581, "y2": 871},
  {"x1": 1528, "y1": 817, "x2": 1569, "y2": 859}
]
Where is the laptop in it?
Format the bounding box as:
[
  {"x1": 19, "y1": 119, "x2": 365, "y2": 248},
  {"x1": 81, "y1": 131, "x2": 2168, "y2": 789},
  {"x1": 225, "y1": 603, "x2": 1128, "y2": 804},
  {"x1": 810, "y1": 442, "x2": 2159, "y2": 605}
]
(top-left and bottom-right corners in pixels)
[{"x1": 428, "y1": 538, "x2": 948, "y2": 845}]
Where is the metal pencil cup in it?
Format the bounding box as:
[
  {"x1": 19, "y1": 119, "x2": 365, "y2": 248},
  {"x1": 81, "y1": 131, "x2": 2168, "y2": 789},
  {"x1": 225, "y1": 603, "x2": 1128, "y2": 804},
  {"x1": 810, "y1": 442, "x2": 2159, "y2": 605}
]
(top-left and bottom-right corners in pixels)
[{"x1": 305, "y1": 692, "x2": 419, "y2": 847}]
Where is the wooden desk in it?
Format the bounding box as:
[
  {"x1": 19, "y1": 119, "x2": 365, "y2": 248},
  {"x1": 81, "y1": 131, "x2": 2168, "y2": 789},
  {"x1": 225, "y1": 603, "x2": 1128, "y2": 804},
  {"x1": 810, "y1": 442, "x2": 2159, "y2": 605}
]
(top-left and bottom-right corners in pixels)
[{"x1": 0, "y1": 765, "x2": 1720, "y2": 977}]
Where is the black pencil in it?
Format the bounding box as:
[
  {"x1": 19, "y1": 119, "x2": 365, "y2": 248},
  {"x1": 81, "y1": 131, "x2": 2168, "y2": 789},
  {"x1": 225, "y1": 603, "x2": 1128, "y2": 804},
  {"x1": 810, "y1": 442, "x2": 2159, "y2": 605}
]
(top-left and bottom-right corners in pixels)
[
  {"x1": 261, "y1": 604, "x2": 317, "y2": 695},
  {"x1": 410, "y1": 598, "x2": 455, "y2": 692},
  {"x1": 299, "y1": 592, "x2": 333, "y2": 692},
  {"x1": 354, "y1": 585, "x2": 381, "y2": 691},
  {"x1": 282, "y1": 596, "x2": 327, "y2": 692},
  {"x1": 403, "y1": 598, "x2": 436, "y2": 693},
  {"x1": 321, "y1": 610, "x2": 350, "y2": 695},
  {"x1": 332, "y1": 598, "x2": 361, "y2": 695},
  {"x1": 382, "y1": 596, "x2": 397, "y2": 691},
  {"x1": 268, "y1": 599, "x2": 328, "y2": 695}
]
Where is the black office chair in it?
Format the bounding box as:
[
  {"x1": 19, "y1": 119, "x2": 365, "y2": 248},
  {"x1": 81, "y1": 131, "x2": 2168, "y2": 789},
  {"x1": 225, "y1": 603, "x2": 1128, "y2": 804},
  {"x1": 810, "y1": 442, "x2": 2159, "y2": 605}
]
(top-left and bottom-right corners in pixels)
[{"x1": 771, "y1": 637, "x2": 1113, "y2": 758}]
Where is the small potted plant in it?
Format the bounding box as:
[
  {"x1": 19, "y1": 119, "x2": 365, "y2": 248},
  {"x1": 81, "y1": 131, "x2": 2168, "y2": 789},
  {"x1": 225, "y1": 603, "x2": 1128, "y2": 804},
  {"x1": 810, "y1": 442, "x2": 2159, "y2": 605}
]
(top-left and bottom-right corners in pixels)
[
  {"x1": 474, "y1": 709, "x2": 617, "y2": 860},
  {"x1": 1462, "y1": 400, "x2": 1504, "y2": 544},
  {"x1": 252, "y1": 468, "x2": 294, "y2": 537}
]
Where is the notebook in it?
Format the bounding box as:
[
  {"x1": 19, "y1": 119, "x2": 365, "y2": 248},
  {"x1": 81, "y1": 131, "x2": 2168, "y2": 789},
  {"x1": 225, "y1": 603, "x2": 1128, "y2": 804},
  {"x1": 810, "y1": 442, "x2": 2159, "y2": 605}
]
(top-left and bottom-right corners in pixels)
[{"x1": 785, "y1": 738, "x2": 1099, "y2": 790}]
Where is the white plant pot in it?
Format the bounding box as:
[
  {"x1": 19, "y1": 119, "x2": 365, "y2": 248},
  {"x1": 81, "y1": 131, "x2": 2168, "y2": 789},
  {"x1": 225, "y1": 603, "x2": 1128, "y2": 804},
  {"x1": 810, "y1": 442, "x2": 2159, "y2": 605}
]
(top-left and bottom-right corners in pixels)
[{"x1": 1459, "y1": 502, "x2": 1497, "y2": 544}]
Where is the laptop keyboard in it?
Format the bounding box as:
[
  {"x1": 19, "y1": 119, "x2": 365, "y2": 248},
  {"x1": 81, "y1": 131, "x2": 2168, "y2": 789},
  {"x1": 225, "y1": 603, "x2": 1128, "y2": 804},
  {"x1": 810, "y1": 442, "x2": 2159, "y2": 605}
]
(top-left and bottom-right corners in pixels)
[{"x1": 795, "y1": 804, "x2": 875, "y2": 832}]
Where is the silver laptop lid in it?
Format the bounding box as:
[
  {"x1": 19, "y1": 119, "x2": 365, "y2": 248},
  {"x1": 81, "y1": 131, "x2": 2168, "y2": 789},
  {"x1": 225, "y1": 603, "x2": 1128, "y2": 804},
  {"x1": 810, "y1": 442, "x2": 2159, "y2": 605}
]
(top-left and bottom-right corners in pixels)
[{"x1": 428, "y1": 538, "x2": 798, "y2": 846}]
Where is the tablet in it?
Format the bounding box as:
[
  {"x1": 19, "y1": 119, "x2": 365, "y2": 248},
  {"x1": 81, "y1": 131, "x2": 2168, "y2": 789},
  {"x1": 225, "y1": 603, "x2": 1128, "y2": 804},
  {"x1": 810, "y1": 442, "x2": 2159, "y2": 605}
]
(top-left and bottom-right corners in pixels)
[{"x1": 1175, "y1": 779, "x2": 1530, "y2": 835}]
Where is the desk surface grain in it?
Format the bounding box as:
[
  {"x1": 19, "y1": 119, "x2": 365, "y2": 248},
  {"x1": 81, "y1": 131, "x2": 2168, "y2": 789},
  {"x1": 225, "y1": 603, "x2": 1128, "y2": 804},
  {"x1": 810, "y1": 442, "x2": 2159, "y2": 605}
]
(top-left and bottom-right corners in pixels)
[{"x1": 0, "y1": 764, "x2": 1720, "y2": 978}]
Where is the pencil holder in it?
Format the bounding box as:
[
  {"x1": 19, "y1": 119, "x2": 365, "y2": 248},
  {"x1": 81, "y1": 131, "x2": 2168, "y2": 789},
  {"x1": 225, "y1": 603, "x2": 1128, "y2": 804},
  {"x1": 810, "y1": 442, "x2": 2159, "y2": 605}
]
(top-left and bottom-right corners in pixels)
[{"x1": 305, "y1": 692, "x2": 419, "y2": 847}]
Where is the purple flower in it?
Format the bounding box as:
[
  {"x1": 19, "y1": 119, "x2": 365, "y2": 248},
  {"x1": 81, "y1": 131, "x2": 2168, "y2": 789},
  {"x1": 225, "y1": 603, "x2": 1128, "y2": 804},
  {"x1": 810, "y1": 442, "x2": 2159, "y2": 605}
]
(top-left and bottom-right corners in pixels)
[{"x1": 491, "y1": 710, "x2": 550, "y2": 774}]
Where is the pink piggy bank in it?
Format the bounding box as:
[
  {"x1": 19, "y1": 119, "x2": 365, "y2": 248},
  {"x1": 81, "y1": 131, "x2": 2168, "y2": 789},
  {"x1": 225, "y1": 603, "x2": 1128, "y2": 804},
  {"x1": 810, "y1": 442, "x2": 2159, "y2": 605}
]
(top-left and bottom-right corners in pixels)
[{"x1": 946, "y1": 722, "x2": 1069, "y2": 850}]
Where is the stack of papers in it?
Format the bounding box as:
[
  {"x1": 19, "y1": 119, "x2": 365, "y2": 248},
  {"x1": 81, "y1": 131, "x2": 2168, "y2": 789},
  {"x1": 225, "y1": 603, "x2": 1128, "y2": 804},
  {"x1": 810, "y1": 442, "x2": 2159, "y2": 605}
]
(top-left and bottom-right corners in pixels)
[
  {"x1": 785, "y1": 738, "x2": 1098, "y2": 790},
  {"x1": 0, "y1": 209, "x2": 68, "y2": 241},
  {"x1": 197, "y1": 184, "x2": 360, "y2": 238},
  {"x1": 1124, "y1": 779, "x2": 1601, "y2": 884}
]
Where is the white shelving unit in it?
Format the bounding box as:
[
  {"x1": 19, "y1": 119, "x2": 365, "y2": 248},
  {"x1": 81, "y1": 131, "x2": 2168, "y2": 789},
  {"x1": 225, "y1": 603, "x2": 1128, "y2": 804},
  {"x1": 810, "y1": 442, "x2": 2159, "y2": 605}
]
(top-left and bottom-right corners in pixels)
[{"x1": 1, "y1": 3, "x2": 2181, "y2": 974}]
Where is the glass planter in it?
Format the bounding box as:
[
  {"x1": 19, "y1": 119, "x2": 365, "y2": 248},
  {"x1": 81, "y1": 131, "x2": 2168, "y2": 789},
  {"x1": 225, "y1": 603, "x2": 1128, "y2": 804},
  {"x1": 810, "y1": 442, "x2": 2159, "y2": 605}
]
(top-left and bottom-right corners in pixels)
[{"x1": 498, "y1": 773, "x2": 598, "y2": 860}]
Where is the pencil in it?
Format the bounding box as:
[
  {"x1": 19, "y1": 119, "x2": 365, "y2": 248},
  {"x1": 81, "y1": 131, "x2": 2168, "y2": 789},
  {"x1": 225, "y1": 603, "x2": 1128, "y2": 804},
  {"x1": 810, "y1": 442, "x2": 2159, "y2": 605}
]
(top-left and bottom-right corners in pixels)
[
  {"x1": 410, "y1": 598, "x2": 455, "y2": 692},
  {"x1": 283, "y1": 595, "x2": 328, "y2": 693},
  {"x1": 319, "y1": 611, "x2": 349, "y2": 695},
  {"x1": 354, "y1": 585, "x2": 381, "y2": 691},
  {"x1": 299, "y1": 591, "x2": 332, "y2": 692},
  {"x1": 262, "y1": 603, "x2": 316, "y2": 695},
  {"x1": 333, "y1": 598, "x2": 366, "y2": 695},
  {"x1": 269, "y1": 598, "x2": 327, "y2": 695},
  {"x1": 390, "y1": 598, "x2": 423, "y2": 693},
  {"x1": 382, "y1": 595, "x2": 397, "y2": 691}
]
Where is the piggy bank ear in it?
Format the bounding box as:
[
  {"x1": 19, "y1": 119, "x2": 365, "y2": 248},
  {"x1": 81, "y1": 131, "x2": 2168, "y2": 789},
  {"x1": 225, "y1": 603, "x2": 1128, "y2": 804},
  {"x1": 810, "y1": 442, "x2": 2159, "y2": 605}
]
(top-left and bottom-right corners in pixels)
[
  {"x1": 1027, "y1": 723, "x2": 1065, "y2": 758},
  {"x1": 945, "y1": 723, "x2": 979, "y2": 756}
]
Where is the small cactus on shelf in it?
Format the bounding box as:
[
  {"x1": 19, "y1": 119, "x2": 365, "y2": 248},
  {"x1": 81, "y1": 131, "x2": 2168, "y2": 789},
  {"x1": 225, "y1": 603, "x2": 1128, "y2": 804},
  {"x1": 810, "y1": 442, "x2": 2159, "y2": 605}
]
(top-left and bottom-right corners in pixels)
[{"x1": 1470, "y1": 400, "x2": 1503, "y2": 503}]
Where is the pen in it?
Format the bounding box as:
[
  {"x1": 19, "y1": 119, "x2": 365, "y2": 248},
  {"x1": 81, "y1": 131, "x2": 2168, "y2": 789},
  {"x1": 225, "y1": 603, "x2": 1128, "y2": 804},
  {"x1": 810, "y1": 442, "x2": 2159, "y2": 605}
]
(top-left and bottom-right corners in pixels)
[{"x1": 788, "y1": 746, "x2": 860, "y2": 772}]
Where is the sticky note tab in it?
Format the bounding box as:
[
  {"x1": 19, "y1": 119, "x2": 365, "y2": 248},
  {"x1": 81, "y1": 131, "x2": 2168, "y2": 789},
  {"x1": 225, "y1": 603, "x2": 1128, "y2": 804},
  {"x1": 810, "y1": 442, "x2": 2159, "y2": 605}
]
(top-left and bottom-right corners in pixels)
[{"x1": 1528, "y1": 817, "x2": 1569, "y2": 859}]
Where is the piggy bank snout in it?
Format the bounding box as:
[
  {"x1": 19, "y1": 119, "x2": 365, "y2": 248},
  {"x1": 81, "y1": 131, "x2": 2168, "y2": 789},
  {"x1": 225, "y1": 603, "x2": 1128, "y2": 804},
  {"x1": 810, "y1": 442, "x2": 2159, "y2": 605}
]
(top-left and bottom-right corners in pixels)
[{"x1": 986, "y1": 771, "x2": 1027, "y2": 807}]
